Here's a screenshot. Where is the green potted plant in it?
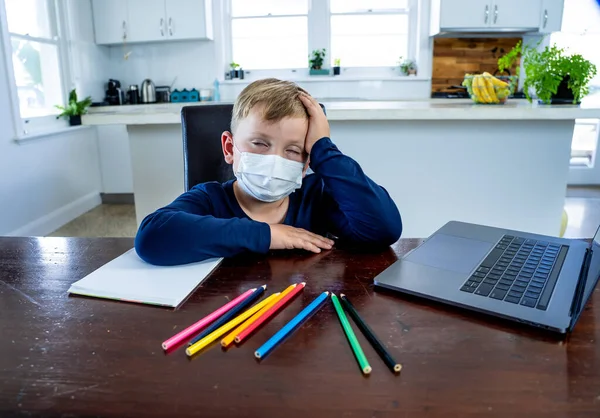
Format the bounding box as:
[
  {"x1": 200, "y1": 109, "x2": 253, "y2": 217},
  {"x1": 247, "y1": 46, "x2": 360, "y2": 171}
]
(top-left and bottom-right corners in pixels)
[
  {"x1": 510, "y1": 42, "x2": 597, "y2": 104},
  {"x1": 398, "y1": 57, "x2": 417, "y2": 76},
  {"x1": 55, "y1": 88, "x2": 92, "y2": 126},
  {"x1": 309, "y1": 49, "x2": 329, "y2": 75},
  {"x1": 497, "y1": 40, "x2": 521, "y2": 77},
  {"x1": 229, "y1": 62, "x2": 241, "y2": 79},
  {"x1": 333, "y1": 58, "x2": 341, "y2": 76}
]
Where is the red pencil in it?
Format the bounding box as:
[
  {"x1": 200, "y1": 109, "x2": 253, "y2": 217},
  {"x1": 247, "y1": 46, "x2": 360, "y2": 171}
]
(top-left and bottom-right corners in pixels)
[
  {"x1": 161, "y1": 287, "x2": 256, "y2": 351},
  {"x1": 234, "y1": 282, "x2": 306, "y2": 344}
]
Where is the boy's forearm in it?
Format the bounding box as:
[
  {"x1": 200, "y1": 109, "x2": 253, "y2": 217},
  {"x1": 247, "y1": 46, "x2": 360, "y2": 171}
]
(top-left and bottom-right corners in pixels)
[
  {"x1": 309, "y1": 137, "x2": 402, "y2": 244},
  {"x1": 135, "y1": 210, "x2": 271, "y2": 265}
]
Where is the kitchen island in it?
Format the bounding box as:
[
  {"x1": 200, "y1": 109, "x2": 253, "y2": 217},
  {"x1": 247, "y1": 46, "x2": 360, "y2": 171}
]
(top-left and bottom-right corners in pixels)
[{"x1": 83, "y1": 99, "x2": 600, "y2": 238}]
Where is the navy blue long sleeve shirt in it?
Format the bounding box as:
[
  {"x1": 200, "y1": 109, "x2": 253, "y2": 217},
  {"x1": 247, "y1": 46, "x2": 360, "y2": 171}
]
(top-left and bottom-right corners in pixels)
[{"x1": 135, "y1": 137, "x2": 402, "y2": 265}]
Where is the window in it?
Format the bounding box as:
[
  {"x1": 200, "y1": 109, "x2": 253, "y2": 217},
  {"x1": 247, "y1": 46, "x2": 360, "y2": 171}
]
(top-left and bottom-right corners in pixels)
[
  {"x1": 1, "y1": 0, "x2": 69, "y2": 137},
  {"x1": 330, "y1": 0, "x2": 409, "y2": 67},
  {"x1": 226, "y1": 0, "x2": 416, "y2": 76},
  {"x1": 230, "y1": 0, "x2": 309, "y2": 70},
  {"x1": 551, "y1": 0, "x2": 600, "y2": 174}
]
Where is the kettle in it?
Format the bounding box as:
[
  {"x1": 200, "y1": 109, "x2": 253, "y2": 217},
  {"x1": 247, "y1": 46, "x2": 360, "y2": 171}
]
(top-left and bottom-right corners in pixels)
[{"x1": 140, "y1": 79, "x2": 156, "y2": 103}]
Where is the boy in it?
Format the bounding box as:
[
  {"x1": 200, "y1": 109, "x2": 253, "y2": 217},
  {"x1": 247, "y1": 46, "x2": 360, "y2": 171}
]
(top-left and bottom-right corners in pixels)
[{"x1": 135, "y1": 78, "x2": 402, "y2": 266}]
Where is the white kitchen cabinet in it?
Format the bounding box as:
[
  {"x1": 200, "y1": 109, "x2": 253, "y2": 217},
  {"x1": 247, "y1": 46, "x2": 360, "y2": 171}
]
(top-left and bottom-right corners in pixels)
[
  {"x1": 127, "y1": 0, "x2": 168, "y2": 43},
  {"x1": 92, "y1": 0, "x2": 128, "y2": 45},
  {"x1": 490, "y1": 0, "x2": 541, "y2": 29},
  {"x1": 430, "y1": 0, "x2": 562, "y2": 35},
  {"x1": 91, "y1": 0, "x2": 213, "y2": 45},
  {"x1": 437, "y1": 0, "x2": 491, "y2": 30},
  {"x1": 165, "y1": 0, "x2": 213, "y2": 41},
  {"x1": 538, "y1": 0, "x2": 564, "y2": 33}
]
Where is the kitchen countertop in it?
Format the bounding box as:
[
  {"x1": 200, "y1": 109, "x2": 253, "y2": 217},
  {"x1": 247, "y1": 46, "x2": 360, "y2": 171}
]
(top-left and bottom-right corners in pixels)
[{"x1": 83, "y1": 99, "x2": 600, "y2": 125}]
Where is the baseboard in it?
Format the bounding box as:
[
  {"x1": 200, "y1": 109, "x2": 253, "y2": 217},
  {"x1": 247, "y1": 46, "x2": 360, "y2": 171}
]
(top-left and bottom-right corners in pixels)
[
  {"x1": 7, "y1": 192, "x2": 102, "y2": 237},
  {"x1": 100, "y1": 193, "x2": 134, "y2": 204}
]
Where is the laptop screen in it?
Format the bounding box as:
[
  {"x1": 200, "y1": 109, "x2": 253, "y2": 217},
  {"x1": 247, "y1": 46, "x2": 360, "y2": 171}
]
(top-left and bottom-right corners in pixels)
[{"x1": 573, "y1": 225, "x2": 600, "y2": 324}]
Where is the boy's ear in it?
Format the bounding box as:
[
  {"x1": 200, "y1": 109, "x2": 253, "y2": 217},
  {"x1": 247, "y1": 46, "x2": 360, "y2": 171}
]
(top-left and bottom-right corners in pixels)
[{"x1": 222, "y1": 131, "x2": 234, "y2": 165}]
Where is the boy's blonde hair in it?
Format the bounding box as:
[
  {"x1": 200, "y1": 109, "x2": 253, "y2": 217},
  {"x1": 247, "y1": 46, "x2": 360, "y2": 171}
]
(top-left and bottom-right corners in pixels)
[{"x1": 231, "y1": 78, "x2": 309, "y2": 133}]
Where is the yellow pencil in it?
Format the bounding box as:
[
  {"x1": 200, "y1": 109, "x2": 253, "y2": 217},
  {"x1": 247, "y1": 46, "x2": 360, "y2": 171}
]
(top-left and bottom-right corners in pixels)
[
  {"x1": 220, "y1": 284, "x2": 297, "y2": 348},
  {"x1": 186, "y1": 292, "x2": 281, "y2": 356}
]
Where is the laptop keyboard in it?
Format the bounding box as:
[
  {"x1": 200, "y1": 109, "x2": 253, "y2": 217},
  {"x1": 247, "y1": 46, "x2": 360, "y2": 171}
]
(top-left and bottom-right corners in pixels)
[{"x1": 460, "y1": 235, "x2": 568, "y2": 310}]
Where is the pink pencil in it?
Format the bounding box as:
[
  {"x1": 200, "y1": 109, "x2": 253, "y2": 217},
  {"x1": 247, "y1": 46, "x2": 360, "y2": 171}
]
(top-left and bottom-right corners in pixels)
[{"x1": 161, "y1": 287, "x2": 256, "y2": 351}]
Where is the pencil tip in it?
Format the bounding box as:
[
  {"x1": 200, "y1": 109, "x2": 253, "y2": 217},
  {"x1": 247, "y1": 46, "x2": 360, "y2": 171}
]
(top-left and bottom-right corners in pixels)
[
  {"x1": 363, "y1": 366, "x2": 372, "y2": 375},
  {"x1": 394, "y1": 364, "x2": 402, "y2": 373},
  {"x1": 340, "y1": 293, "x2": 345, "y2": 298},
  {"x1": 301, "y1": 282, "x2": 306, "y2": 286},
  {"x1": 254, "y1": 351, "x2": 261, "y2": 359},
  {"x1": 261, "y1": 284, "x2": 267, "y2": 289}
]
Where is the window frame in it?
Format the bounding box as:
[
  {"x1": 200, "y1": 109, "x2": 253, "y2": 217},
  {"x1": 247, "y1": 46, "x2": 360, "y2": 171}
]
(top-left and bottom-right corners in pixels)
[
  {"x1": 222, "y1": 0, "x2": 419, "y2": 81},
  {"x1": 0, "y1": 0, "x2": 72, "y2": 140}
]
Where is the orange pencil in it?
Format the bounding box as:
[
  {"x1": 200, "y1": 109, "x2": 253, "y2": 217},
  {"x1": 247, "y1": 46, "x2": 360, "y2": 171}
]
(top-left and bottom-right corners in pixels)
[
  {"x1": 220, "y1": 283, "x2": 298, "y2": 347},
  {"x1": 235, "y1": 282, "x2": 306, "y2": 344}
]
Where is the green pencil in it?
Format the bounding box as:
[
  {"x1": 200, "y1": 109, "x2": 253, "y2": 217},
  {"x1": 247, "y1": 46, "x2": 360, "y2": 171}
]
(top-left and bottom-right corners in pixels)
[{"x1": 331, "y1": 293, "x2": 372, "y2": 375}]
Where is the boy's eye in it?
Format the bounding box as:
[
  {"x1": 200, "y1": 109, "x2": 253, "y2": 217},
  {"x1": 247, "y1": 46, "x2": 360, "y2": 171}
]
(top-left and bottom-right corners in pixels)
[
  {"x1": 252, "y1": 141, "x2": 268, "y2": 147},
  {"x1": 287, "y1": 149, "x2": 300, "y2": 155}
]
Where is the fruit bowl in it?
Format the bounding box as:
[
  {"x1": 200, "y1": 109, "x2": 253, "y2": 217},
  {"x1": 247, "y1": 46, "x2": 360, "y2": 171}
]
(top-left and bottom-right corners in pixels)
[{"x1": 462, "y1": 73, "x2": 518, "y2": 104}]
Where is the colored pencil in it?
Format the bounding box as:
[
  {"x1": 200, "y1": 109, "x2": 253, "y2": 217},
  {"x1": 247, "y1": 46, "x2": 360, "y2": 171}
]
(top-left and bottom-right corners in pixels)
[
  {"x1": 235, "y1": 282, "x2": 306, "y2": 344},
  {"x1": 220, "y1": 289, "x2": 286, "y2": 348},
  {"x1": 161, "y1": 287, "x2": 256, "y2": 351},
  {"x1": 340, "y1": 294, "x2": 402, "y2": 374},
  {"x1": 331, "y1": 293, "x2": 371, "y2": 375},
  {"x1": 254, "y1": 291, "x2": 329, "y2": 360},
  {"x1": 188, "y1": 285, "x2": 267, "y2": 346},
  {"x1": 186, "y1": 292, "x2": 280, "y2": 356}
]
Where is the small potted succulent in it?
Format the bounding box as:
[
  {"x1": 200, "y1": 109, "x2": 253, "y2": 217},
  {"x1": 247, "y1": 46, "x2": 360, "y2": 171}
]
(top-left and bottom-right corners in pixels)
[
  {"x1": 333, "y1": 58, "x2": 341, "y2": 76},
  {"x1": 398, "y1": 57, "x2": 417, "y2": 76},
  {"x1": 229, "y1": 62, "x2": 241, "y2": 79},
  {"x1": 309, "y1": 49, "x2": 329, "y2": 75},
  {"x1": 55, "y1": 88, "x2": 92, "y2": 126}
]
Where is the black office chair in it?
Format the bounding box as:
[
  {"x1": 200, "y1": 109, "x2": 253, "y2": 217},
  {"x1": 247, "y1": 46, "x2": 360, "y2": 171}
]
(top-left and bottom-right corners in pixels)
[{"x1": 181, "y1": 104, "x2": 235, "y2": 191}]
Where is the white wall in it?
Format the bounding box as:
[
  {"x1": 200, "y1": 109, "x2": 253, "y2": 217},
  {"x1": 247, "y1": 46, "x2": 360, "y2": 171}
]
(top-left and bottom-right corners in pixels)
[{"x1": 0, "y1": 0, "x2": 104, "y2": 236}]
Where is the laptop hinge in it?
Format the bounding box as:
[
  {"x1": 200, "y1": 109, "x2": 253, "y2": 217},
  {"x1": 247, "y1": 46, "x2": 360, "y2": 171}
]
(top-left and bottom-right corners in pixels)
[{"x1": 568, "y1": 247, "x2": 592, "y2": 330}]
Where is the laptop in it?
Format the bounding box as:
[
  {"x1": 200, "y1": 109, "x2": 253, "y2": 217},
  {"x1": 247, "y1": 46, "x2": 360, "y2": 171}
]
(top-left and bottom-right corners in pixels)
[{"x1": 374, "y1": 221, "x2": 600, "y2": 334}]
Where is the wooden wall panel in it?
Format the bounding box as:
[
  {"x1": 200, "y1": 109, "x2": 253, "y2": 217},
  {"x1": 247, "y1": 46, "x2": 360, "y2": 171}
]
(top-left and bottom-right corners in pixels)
[{"x1": 432, "y1": 37, "x2": 521, "y2": 93}]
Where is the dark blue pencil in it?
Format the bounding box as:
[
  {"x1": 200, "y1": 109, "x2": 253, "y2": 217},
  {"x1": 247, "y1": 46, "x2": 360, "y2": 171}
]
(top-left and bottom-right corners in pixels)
[{"x1": 188, "y1": 285, "x2": 266, "y2": 346}]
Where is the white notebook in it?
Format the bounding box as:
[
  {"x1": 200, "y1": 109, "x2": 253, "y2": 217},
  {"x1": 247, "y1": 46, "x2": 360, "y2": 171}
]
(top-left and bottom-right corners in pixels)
[{"x1": 68, "y1": 249, "x2": 223, "y2": 308}]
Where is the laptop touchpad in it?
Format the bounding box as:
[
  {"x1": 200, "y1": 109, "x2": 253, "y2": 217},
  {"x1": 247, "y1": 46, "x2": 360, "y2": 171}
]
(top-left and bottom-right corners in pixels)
[{"x1": 405, "y1": 234, "x2": 493, "y2": 275}]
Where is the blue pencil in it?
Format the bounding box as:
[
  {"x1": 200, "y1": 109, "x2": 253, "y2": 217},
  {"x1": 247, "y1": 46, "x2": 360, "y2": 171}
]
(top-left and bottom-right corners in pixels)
[
  {"x1": 254, "y1": 291, "x2": 329, "y2": 359},
  {"x1": 188, "y1": 285, "x2": 266, "y2": 346}
]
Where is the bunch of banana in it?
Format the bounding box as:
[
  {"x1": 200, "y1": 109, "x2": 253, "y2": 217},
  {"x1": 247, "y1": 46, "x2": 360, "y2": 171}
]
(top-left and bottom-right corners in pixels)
[{"x1": 469, "y1": 72, "x2": 511, "y2": 104}]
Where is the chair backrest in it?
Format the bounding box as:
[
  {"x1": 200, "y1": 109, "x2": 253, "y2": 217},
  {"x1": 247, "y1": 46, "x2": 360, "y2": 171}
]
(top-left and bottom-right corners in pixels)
[{"x1": 181, "y1": 104, "x2": 235, "y2": 191}]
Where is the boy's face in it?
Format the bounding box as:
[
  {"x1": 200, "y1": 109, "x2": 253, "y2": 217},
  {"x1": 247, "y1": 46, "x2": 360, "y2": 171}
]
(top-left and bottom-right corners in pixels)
[{"x1": 222, "y1": 106, "x2": 309, "y2": 173}]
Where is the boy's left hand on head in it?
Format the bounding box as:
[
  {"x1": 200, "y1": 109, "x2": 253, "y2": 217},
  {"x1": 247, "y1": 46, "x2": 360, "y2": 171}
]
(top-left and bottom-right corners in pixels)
[{"x1": 299, "y1": 93, "x2": 330, "y2": 155}]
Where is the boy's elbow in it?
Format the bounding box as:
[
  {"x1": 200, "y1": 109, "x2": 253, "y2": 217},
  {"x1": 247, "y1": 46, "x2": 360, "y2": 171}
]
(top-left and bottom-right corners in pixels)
[
  {"x1": 375, "y1": 208, "x2": 403, "y2": 245},
  {"x1": 135, "y1": 229, "x2": 169, "y2": 266}
]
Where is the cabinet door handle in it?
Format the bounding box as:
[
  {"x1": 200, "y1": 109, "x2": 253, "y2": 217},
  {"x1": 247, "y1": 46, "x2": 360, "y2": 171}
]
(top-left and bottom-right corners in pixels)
[
  {"x1": 160, "y1": 18, "x2": 164, "y2": 36},
  {"x1": 168, "y1": 18, "x2": 173, "y2": 36},
  {"x1": 484, "y1": 5, "x2": 489, "y2": 23},
  {"x1": 493, "y1": 5, "x2": 498, "y2": 24},
  {"x1": 543, "y1": 9, "x2": 548, "y2": 28},
  {"x1": 122, "y1": 20, "x2": 127, "y2": 40}
]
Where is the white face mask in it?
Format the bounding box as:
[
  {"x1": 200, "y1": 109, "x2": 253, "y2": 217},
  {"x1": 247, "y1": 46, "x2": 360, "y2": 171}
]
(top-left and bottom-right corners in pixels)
[{"x1": 233, "y1": 141, "x2": 305, "y2": 203}]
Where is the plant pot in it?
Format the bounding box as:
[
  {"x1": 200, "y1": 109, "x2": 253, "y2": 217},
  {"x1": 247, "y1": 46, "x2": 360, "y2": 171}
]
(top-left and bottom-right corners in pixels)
[
  {"x1": 229, "y1": 70, "x2": 239, "y2": 79},
  {"x1": 309, "y1": 68, "x2": 330, "y2": 76},
  {"x1": 69, "y1": 115, "x2": 81, "y2": 126},
  {"x1": 550, "y1": 75, "x2": 578, "y2": 104},
  {"x1": 408, "y1": 68, "x2": 417, "y2": 76},
  {"x1": 333, "y1": 66, "x2": 340, "y2": 75}
]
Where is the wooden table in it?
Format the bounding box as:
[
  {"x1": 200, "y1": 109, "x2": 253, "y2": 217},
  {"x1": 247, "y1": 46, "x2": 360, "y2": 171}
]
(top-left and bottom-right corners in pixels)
[{"x1": 1, "y1": 237, "x2": 599, "y2": 417}]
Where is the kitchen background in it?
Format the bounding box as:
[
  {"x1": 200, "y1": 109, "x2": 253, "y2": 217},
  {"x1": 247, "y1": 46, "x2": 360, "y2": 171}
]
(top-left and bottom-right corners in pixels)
[{"x1": 1, "y1": 0, "x2": 599, "y2": 238}]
